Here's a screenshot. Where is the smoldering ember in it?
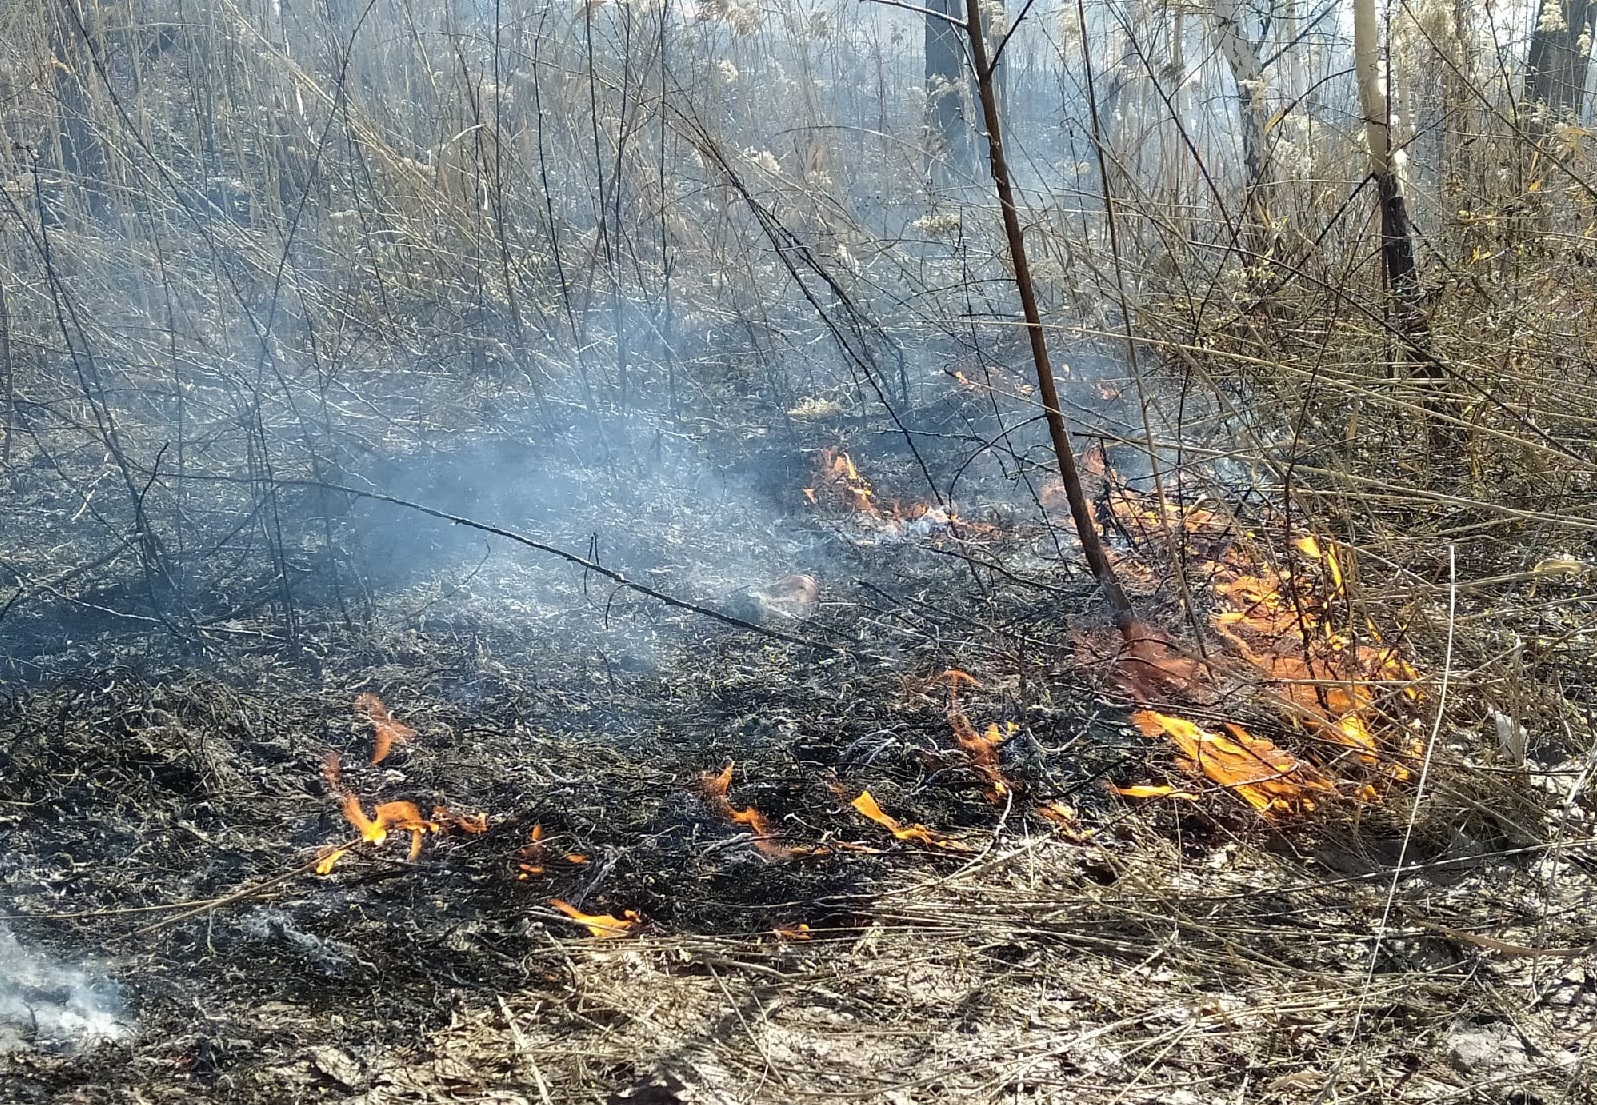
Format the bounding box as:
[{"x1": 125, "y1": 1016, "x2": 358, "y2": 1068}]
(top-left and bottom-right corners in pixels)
[{"x1": 1, "y1": 2, "x2": 1595, "y2": 1103}]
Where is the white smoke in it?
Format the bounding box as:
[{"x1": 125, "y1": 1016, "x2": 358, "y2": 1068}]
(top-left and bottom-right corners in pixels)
[{"x1": 0, "y1": 924, "x2": 130, "y2": 1052}]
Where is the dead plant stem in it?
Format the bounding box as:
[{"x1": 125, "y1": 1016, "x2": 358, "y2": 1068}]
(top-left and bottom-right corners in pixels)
[
  {"x1": 1321, "y1": 542, "x2": 1456, "y2": 1102},
  {"x1": 962, "y1": 0, "x2": 1134, "y2": 635}
]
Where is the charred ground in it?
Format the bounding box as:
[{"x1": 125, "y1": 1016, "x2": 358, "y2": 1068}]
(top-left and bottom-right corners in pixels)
[{"x1": 3, "y1": 401, "x2": 1594, "y2": 1102}]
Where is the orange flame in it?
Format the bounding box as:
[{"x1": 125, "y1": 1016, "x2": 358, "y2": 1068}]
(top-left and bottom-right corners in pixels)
[
  {"x1": 1032, "y1": 800, "x2": 1094, "y2": 841},
  {"x1": 517, "y1": 823, "x2": 547, "y2": 878},
  {"x1": 355, "y1": 692, "x2": 416, "y2": 764},
  {"x1": 702, "y1": 763, "x2": 794, "y2": 861},
  {"x1": 314, "y1": 846, "x2": 350, "y2": 875},
  {"x1": 943, "y1": 670, "x2": 1015, "y2": 801},
  {"x1": 433, "y1": 807, "x2": 488, "y2": 834},
  {"x1": 805, "y1": 450, "x2": 997, "y2": 542},
  {"x1": 549, "y1": 899, "x2": 639, "y2": 939},
  {"x1": 850, "y1": 790, "x2": 973, "y2": 851},
  {"x1": 808, "y1": 447, "x2": 877, "y2": 515},
  {"x1": 340, "y1": 791, "x2": 383, "y2": 842},
  {"x1": 515, "y1": 823, "x2": 582, "y2": 879},
  {"x1": 1086, "y1": 482, "x2": 1421, "y2": 808},
  {"x1": 1130, "y1": 710, "x2": 1332, "y2": 814},
  {"x1": 317, "y1": 752, "x2": 485, "y2": 872},
  {"x1": 1113, "y1": 783, "x2": 1199, "y2": 801}
]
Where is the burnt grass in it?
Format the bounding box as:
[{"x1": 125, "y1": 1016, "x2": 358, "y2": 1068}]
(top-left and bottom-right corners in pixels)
[
  {"x1": 0, "y1": 509, "x2": 1144, "y2": 1099},
  {"x1": 3, "y1": 393, "x2": 1592, "y2": 1103}
]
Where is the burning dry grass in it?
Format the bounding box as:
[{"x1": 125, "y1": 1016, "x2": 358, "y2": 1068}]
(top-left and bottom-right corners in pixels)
[
  {"x1": 1068, "y1": 480, "x2": 1424, "y2": 817},
  {"x1": 1, "y1": 436, "x2": 1592, "y2": 1102},
  {"x1": 804, "y1": 447, "x2": 999, "y2": 544},
  {"x1": 0, "y1": 583, "x2": 1591, "y2": 1104},
  {"x1": 355, "y1": 693, "x2": 415, "y2": 765},
  {"x1": 701, "y1": 761, "x2": 798, "y2": 861},
  {"x1": 849, "y1": 789, "x2": 973, "y2": 851}
]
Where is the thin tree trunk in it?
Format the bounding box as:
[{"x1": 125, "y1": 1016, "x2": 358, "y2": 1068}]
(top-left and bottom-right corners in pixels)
[
  {"x1": 1353, "y1": 0, "x2": 1446, "y2": 442},
  {"x1": 1353, "y1": 0, "x2": 1427, "y2": 339},
  {"x1": 1211, "y1": 0, "x2": 1271, "y2": 262},
  {"x1": 961, "y1": 0, "x2": 1135, "y2": 634}
]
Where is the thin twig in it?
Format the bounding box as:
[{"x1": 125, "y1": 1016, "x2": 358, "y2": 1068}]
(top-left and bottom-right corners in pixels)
[{"x1": 135, "y1": 855, "x2": 331, "y2": 935}]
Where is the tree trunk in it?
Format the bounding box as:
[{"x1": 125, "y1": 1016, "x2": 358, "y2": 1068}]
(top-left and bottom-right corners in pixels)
[
  {"x1": 1354, "y1": 0, "x2": 1415, "y2": 313},
  {"x1": 1353, "y1": 0, "x2": 1445, "y2": 421},
  {"x1": 925, "y1": 0, "x2": 974, "y2": 177},
  {"x1": 1211, "y1": 0, "x2": 1272, "y2": 262},
  {"x1": 48, "y1": 0, "x2": 107, "y2": 223},
  {"x1": 1525, "y1": 0, "x2": 1595, "y2": 125},
  {"x1": 926, "y1": 0, "x2": 1006, "y2": 180}
]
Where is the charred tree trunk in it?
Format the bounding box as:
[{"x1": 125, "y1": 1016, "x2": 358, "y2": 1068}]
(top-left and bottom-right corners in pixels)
[
  {"x1": 1354, "y1": 0, "x2": 1424, "y2": 330},
  {"x1": 1525, "y1": 0, "x2": 1595, "y2": 127},
  {"x1": 960, "y1": 0, "x2": 1135, "y2": 635},
  {"x1": 47, "y1": 0, "x2": 108, "y2": 223},
  {"x1": 1353, "y1": 0, "x2": 1447, "y2": 435},
  {"x1": 926, "y1": 0, "x2": 1006, "y2": 181},
  {"x1": 926, "y1": 0, "x2": 974, "y2": 177}
]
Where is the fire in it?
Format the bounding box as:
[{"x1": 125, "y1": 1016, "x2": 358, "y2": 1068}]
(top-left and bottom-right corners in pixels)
[
  {"x1": 1033, "y1": 800, "x2": 1094, "y2": 840},
  {"x1": 1083, "y1": 481, "x2": 1421, "y2": 809},
  {"x1": 943, "y1": 670, "x2": 1015, "y2": 801},
  {"x1": 806, "y1": 447, "x2": 877, "y2": 515},
  {"x1": 1112, "y1": 783, "x2": 1198, "y2": 801},
  {"x1": 942, "y1": 671, "x2": 1095, "y2": 834},
  {"x1": 317, "y1": 752, "x2": 485, "y2": 872},
  {"x1": 549, "y1": 899, "x2": 639, "y2": 939},
  {"x1": 804, "y1": 448, "x2": 997, "y2": 543},
  {"x1": 517, "y1": 823, "x2": 547, "y2": 878},
  {"x1": 1130, "y1": 710, "x2": 1332, "y2": 814},
  {"x1": 313, "y1": 847, "x2": 350, "y2": 875},
  {"x1": 435, "y1": 807, "x2": 488, "y2": 834},
  {"x1": 1109, "y1": 621, "x2": 1204, "y2": 702},
  {"x1": 850, "y1": 790, "x2": 972, "y2": 851},
  {"x1": 702, "y1": 762, "x2": 794, "y2": 861},
  {"x1": 515, "y1": 823, "x2": 586, "y2": 880},
  {"x1": 331, "y1": 792, "x2": 437, "y2": 860},
  {"x1": 355, "y1": 692, "x2": 415, "y2": 764},
  {"x1": 751, "y1": 573, "x2": 820, "y2": 619},
  {"x1": 943, "y1": 364, "x2": 1034, "y2": 398}
]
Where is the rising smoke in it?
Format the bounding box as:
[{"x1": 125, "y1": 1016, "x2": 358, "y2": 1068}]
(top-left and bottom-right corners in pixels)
[{"x1": 0, "y1": 924, "x2": 130, "y2": 1053}]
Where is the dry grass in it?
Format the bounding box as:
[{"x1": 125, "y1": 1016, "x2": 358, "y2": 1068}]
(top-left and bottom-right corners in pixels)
[
  {"x1": 350, "y1": 828, "x2": 1597, "y2": 1104},
  {"x1": 3, "y1": 3, "x2": 1597, "y2": 1102}
]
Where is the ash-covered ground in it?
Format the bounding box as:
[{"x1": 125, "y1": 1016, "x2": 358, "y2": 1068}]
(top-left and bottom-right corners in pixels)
[{"x1": 2, "y1": 368, "x2": 1593, "y2": 1104}]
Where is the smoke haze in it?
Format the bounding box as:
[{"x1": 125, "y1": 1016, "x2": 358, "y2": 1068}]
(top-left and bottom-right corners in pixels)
[{"x1": 0, "y1": 925, "x2": 130, "y2": 1053}]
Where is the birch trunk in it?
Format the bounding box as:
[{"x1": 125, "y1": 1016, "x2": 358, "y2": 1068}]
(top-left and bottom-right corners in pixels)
[{"x1": 1211, "y1": 0, "x2": 1271, "y2": 261}]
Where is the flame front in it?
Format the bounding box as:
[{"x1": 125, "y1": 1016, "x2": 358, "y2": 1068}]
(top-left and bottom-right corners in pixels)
[
  {"x1": 1131, "y1": 710, "x2": 1332, "y2": 813},
  {"x1": 550, "y1": 898, "x2": 638, "y2": 939},
  {"x1": 702, "y1": 762, "x2": 793, "y2": 860}
]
